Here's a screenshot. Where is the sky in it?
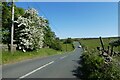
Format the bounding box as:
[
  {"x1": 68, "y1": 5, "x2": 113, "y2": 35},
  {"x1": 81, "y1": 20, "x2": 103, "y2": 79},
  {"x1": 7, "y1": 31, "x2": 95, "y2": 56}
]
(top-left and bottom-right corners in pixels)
[
  {"x1": 6, "y1": 0, "x2": 120, "y2": 2},
  {"x1": 15, "y1": 2, "x2": 118, "y2": 39}
]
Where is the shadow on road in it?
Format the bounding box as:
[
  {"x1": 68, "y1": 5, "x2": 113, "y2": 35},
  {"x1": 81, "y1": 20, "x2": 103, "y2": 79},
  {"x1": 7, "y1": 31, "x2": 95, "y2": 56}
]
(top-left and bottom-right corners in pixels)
[{"x1": 72, "y1": 56, "x2": 83, "y2": 79}]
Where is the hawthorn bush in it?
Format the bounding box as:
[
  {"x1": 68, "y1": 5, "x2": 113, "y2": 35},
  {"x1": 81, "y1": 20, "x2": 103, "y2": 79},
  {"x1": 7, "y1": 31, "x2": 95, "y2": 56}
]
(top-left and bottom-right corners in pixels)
[{"x1": 15, "y1": 8, "x2": 47, "y2": 52}]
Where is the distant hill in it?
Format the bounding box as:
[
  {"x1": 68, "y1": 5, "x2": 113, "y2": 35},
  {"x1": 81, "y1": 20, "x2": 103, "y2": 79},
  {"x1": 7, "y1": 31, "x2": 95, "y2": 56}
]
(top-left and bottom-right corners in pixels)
[{"x1": 72, "y1": 37, "x2": 119, "y2": 40}]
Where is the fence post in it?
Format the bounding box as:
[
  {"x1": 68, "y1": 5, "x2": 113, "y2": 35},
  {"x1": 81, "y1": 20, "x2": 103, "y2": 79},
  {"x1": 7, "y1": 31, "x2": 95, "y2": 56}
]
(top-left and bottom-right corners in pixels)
[
  {"x1": 107, "y1": 46, "x2": 110, "y2": 55},
  {"x1": 111, "y1": 46, "x2": 114, "y2": 56},
  {"x1": 99, "y1": 37, "x2": 105, "y2": 55}
]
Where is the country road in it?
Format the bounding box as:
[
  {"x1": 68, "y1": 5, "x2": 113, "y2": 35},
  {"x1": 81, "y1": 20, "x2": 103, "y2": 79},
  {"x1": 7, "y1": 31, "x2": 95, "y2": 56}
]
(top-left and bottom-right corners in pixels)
[{"x1": 2, "y1": 42, "x2": 82, "y2": 79}]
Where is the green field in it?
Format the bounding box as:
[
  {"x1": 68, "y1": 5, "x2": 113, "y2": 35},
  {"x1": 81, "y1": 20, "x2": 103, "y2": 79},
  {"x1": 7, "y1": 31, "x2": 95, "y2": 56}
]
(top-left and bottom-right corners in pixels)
[
  {"x1": 2, "y1": 43, "x2": 74, "y2": 64},
  {"x1": 79, "y1": 37, "x2": 120, "y2": 62},
  {"x1": 61, "y1": 43, "x2": 74, "y2": 52},
  {"x1": 79, "y1": 38, "x2": 120, "y2": 52}
]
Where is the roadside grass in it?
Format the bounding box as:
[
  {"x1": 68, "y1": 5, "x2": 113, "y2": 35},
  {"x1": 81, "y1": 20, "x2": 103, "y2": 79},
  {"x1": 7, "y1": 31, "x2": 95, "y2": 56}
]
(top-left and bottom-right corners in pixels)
[
  {"x1": 2, "y1": 43, "x2": 74, "y2": 64},
  {"x1": 61, "y1": 43, "x2": 74, "y2": 52},
  {"x1": 2, "y1": 48, "x2": 61, "y2": 64},
  {"x1": 0, "y1": 51, "x2": 1, "y2": 65}
]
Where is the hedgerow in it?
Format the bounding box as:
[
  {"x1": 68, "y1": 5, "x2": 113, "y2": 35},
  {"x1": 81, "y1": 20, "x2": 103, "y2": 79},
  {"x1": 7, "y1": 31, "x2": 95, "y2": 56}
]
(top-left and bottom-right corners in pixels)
[{"x1": 79, "y1": 50, "x2": 120, "y2": 80}]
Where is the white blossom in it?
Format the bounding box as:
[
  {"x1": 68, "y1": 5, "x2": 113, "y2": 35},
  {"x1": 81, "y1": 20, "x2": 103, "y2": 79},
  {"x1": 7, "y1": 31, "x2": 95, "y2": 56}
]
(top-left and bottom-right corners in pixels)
[
  {"x1": 19, "y1": 46, "x2": 21, "y2": 49},
  {"x1": 23, "y1": 49, "x2": 26, "y2": 52},
  {"x1": 15, "y1": 8, "x2": 48, "y2": 52}
]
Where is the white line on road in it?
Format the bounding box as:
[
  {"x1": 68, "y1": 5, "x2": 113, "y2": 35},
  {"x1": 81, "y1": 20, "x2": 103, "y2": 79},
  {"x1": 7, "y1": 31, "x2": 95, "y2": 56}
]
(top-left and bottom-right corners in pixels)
[{"x1": 17, "y1": 61, "x2": 54, "y2": 80}]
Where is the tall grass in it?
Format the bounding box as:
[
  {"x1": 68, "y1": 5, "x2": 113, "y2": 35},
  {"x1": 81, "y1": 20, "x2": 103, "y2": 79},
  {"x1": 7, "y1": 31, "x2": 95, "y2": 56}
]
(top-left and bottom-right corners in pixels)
[
  {"x1": 2, "y1": 43, "x2": 74, "y2": 64},
  {"x1": 2, "y1": 48, "x2": 62, "y2": 64}
]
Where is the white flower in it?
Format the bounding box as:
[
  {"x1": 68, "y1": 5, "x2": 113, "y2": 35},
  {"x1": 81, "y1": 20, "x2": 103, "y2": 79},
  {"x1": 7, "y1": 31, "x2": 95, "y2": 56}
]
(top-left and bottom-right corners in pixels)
[
  {"x1": 18, "y1": 23, "x2": 23, "y2": 27},
  {"x1": 20, "y1": 42, "x2": 23, "y2": 44},
  {"x1": 19, "y1": 46, "x2": 21, "y2": 49},
  {"x1": 16, "y1": 8, "x2": 48, "y2": 51},
  {"x1": 23, "y1": 49, "x2": 26, "y2": 52}
]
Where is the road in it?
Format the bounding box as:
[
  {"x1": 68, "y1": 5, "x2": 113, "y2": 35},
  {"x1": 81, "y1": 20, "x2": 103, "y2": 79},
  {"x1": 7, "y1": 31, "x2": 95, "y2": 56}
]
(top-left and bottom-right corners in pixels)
[{"x1": 2, "y1": 42, "x2": 82, "y2": 79}]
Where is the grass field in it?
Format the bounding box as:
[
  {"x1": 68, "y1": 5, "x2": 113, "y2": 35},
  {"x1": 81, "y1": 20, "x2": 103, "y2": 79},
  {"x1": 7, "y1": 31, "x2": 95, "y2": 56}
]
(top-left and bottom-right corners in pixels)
[
  {"x1": 79, "y1": 38, "x2": 119, "y2": 52},
  {"x1": 2, "y1": 43, "x2": 74, "y2": 64},
  {"x1": 79, "y1": 37, "x2": 120, "y2": 61}
]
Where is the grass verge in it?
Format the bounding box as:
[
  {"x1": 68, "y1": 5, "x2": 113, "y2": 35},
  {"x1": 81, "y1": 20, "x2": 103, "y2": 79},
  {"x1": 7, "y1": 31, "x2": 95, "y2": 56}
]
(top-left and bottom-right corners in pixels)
[
  {"x1": 2, "y1": 48, "x2": 61, "y2": 64},
  {"x1": 2, "y1": 43, "x2": 74, "y2": 64},
  {"x1": 61, "y1": 43, "x2": 74, "y2": 52}
]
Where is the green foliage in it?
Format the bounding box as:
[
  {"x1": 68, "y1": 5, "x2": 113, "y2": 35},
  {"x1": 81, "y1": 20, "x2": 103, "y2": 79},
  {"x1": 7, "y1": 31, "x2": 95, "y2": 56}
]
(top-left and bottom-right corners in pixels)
[
  {"x1": 2, "y1": 2, "x2": 11, "y2": 44},
  {"x1": 64, "y1": 38, "x2": 73, "y2": 44},
  {"x1": 61, "y1": 43, "x2": 74, "y2": 52},
  {"x1": 0, "y1": 2, "x2": 2, "y2": 7},
  {"x1": 109, "y1": 39, "x2": 120, "y2": 47},
  {"x1": 14, "y1": 6, "x2": 25, "y2": 19},
  {"x1": 2, "y1": 2, "x2": 25, "y2": 44},
  {"x1": 79, "y1": 38, "x2": 120, "y2": 79},
  {"x1": 1, "y1": 2, "x2": 64, "y2": 52},
  {"x1": 80, "y1": 50, "x2": 120, "y2": 80},
  {"x1": 43, "y1": 26, "x2": 54, "y2": 46},
  {"x1": 15, "y1": 8, "x2": 46, "y2": 51},
  {"x1": 50, "y1": 39, "x2": 62, "y2": 51},
  {"x1": 43, "y1": 25, "x2": 62, "y2": 51},
  {"x1": 2, "y1": 48, "x2": 62, "y2": 64},
  {"x1": 77, "y1": 37, "x2": 120, "y2": 79}
]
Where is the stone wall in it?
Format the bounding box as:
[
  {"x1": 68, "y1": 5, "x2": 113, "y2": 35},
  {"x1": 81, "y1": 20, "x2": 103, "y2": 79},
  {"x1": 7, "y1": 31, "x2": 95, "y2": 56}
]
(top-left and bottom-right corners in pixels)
[{"x1": 1, "y1": 44, "x2": 17, "y2": 51}]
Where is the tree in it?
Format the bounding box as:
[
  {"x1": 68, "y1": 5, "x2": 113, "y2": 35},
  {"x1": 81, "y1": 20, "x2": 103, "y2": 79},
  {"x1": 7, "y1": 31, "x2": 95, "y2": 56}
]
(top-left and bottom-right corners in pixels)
[
  {"x1": 2, "y1": 2, "x2": 62, "y2": 52},
  {"x1": 0, "y1": 2, "x2": 2, "y2": 43},
  {"x1": 2, "y1": 2, "x2": 24, "y2": 44},
  {"x1": 2, "y1": 2, "x2": 11, "y2": 44},
  {"x1": 43, "y1": 24, "x2": 62, "y2": 51},
  {"x1": 64, "y1": 38, "x2": 73, "y2": 44},
  {"x1": 43, "y1": 25, "x2": 55, "y2": 47},
  {"x1": 15, "y1": 8, "x2": 47, "y2": 52}
]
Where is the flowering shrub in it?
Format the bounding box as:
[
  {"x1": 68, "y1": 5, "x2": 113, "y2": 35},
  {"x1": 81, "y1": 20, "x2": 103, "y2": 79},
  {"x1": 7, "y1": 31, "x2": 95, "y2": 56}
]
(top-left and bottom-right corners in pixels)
[{"x1": 15, "y1": 8, "x2": 47, "y2": 52}]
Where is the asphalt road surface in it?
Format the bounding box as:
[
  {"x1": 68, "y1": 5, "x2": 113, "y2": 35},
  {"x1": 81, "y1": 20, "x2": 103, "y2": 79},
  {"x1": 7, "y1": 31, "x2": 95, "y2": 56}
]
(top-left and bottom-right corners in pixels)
[{"x1": 2, "y1": 42, "x2": 82, "y2": 79}]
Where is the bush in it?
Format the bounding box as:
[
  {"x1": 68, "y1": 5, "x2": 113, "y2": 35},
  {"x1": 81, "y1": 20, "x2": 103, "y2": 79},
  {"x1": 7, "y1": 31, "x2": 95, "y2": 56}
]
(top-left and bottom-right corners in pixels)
[
  {"x1": 49, "y1": 40, "x2": 62, "y2": 51},
  {"x1": 64, "y1": 38, "x2": 73, "y2": 44},
  {"x1": 109, "y1": 39, "x2": 120, "y2": 47},
  {"x1": 79, "y1": 50, "x2": 120, "y2": 80},
  {"x1": 15, "y1": 8, "x2": 47, "y2": 52}
]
